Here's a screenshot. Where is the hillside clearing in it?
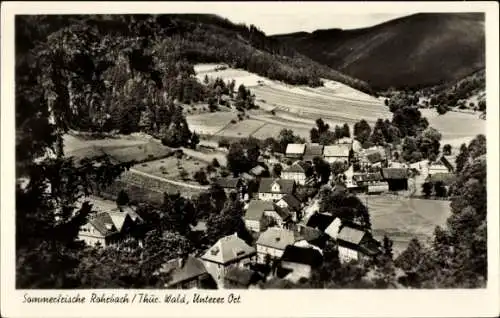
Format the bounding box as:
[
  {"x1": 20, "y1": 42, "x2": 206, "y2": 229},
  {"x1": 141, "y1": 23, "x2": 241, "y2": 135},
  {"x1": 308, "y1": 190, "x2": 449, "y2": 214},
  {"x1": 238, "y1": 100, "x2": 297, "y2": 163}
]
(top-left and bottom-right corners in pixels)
[{"x1": 361, "y1": 194, "x2": 452, "y2": 255}]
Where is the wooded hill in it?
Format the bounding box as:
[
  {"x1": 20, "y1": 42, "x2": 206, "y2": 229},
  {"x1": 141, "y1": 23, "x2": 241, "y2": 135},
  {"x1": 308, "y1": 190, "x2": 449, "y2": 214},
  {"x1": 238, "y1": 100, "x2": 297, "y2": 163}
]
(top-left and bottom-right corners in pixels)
[{"x1": 273, "y1": 13, "x2": 485, "y2": 90}]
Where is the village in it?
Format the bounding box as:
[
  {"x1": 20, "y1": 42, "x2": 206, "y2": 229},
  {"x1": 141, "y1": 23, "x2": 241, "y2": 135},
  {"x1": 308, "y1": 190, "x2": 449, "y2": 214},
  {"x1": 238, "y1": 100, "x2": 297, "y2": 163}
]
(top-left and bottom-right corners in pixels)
[{"x1": 77, "y1": 134, "x2": 458, "y2": 289}]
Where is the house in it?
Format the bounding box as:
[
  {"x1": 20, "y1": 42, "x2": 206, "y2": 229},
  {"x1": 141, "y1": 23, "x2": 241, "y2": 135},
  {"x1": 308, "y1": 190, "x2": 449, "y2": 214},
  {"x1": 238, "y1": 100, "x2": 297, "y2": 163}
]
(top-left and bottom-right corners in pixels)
[
  {"x1": 162, "y1": 256, "x2": 216, "y2": 289},
  {"x1": 257, "y1": 178, "x2": 296, "y2": 201},
  {"x1": 306, "y1": 212, "x2": 336, "y2": 232},
  {"x1": 285, "y1": 143, "x2": 306, "y2": 159},
  {"x1": 278, "y1": 246, "x2": 323, "y2": 283},
  {"x1": 429, "y1": 162, "x2": 452, "y2": 175},
  {"x1": 78, "y1": 210, "x2": 141, "y2": 247},
  {"x1": 201, "y1": 233, "x2": 257, "y2": 287},
  {"x1": 249, "y1": 164, "x2": 267, "y2": 178},
  {"x1": 215, "y1": 178, "x2": 245, "y2": 196},
  {"x1": 336, "y1": 225, "x2": 382, "y2": 263},
  {"x1": 359, "y1": 148, "x2": 386, "y2": 165},
  {"x1": 324, "y1": 217, "x2": 342, "y2": 240},
  {"x1": 256, "y1": 227, "x2": 296, "y2": 264},
  {"x1": 323, "y1": 144, "x2": 351, "y2": 164},
  {"x1": 224, "y1": 267, "x2": 263, "y2": 289},
  {"x1": 303, "y1": 143, "x2": 324, "y2": 163},
  {"x1": 276, "y1": 194, "x2": 302, "y2": 221},
  {"x1": 293, "y1": 224, "x2": 328, "y2": 250},
  {"x1": 281, "y1": 161, "x2": 309, "y2": 185},
  {"x1": 244, "y1": 200, "x2": 276, "y2": 233},
  {"x1": 336, "y1": 137, "x2": 354, "y2": 145},
  {"x1": 426, "y1": 172, "x2": 456, "y2": 195},
  {"x1": 381, "y1": 168, "x2": 409, "y2": 191},
  {"x1": 352, "y1": 172, "x2": 389, "y2": 193}
]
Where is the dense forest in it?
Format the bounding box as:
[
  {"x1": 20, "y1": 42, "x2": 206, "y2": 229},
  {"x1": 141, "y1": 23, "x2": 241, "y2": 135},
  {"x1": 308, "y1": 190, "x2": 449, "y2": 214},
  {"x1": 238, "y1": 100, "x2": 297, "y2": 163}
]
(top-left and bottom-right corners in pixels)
[{"x1": 273, "y1": 13, "x2": 485, "y2": 90}]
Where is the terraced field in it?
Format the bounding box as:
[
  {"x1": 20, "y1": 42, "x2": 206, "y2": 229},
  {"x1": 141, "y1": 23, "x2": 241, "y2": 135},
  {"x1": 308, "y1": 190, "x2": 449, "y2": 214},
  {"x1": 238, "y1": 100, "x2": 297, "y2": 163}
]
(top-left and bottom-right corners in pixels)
[{"x1": 191, "y1": 64, "x2": 392, "y2": 141}]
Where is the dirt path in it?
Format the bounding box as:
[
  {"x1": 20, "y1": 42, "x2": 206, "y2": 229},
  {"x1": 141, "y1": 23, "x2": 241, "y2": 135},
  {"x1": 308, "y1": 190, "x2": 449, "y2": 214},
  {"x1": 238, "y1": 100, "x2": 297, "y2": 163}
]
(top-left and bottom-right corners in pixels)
[{"x1": 129, "y1": 168, "x2": 209, "y2": 191}]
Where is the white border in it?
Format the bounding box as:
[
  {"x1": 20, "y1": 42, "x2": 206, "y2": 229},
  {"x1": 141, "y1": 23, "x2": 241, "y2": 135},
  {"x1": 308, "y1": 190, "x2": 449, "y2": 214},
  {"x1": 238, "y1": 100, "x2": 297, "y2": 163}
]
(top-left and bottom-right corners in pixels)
[{"x1": 2, "y1": 2, "x2": 499, "y2": 317}]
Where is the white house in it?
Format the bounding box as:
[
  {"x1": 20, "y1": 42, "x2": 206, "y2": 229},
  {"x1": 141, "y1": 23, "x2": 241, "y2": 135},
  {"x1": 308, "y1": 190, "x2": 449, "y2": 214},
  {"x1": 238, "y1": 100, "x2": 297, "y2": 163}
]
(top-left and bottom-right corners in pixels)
[
  {"x1": 276, "y1": 194, "x2": 302, "y2": 222},
  {"x1": 201, "y1": 233, "x2": 256, "y2": 288},
  {"x1": 285, "y1": 143, "x2": 306, "y2": 159},
  {"x1": 281, "y1": 161, "x2": 308, "y2": 185},
  {"x1": 323, "y1": 144, "x2": 351, "y2": 164},
  {"x1": 255, "y1": 227, "x2": 295, "y2": 264},
  {"x1": 336, "y1": 226, "x2": 381, "y2": 263},
  {"x1": 257, "y1": 178, "x2": 296, "y2": 202},
  {"x1": 78, "y1": 210, "x2": 139, "y2": 247},
  {"x1": 244, "y1": 200, "x2": 276, "y2": 233}
]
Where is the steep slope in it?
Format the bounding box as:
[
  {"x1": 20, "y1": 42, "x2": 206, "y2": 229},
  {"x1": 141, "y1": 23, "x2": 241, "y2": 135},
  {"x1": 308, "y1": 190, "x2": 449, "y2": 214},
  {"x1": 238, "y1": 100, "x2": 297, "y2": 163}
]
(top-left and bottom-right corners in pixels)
[
  {"x1": 273, "y1": 13, "x2": 485, "y2": 90},
  {"x1": 16, "y1": 14, "x2": 373, "y2": 93}
]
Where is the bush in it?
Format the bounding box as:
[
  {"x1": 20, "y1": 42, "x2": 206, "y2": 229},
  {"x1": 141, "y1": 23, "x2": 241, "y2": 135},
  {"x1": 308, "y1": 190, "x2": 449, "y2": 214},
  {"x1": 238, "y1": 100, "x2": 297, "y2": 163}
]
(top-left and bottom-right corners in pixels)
[
  {"x1": 212, "y1": 158, "x2": 220, "y2": 168},
  {"x1": 218, "y1": 139, "x2": 230, "y2": 149},
  {"x1": 230, "y1": 119, "x2": 237, "y2": 124},
  {"x1": 193, "y1": 169, "x2": 209, "y2": 185}
]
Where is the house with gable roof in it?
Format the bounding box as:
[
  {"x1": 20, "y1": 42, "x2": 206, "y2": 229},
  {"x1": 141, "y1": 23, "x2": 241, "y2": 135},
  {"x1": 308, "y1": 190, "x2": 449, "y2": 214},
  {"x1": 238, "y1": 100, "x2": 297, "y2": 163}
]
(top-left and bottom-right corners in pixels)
[
  {"x1": 276, "y1": 193, "x2": 302, "y2": 222},
  {"x1": 201, "y1": 233, "x2": 256, "y2": 287},
  {"x1": 303, "y1": 143, "x2": 324, "y2": 163},
  {"x1": 323, "y1": 144, "x2": 352, "y2": 164},
  {"x1": 336, "y1": 225, "x2": 382, "y2": 263},
  {"x1": 281, "y1": 161, "x2": 309, "y2": 185},
  {"x1": 255, "y1": 227, "x2": 296, "y2": 264},
  {"x1": 160, "y1": 256, "x2": 217, "y2": 289},
  {"x1": 285, "y1": 143, "x2": 306, "y2": 159},
  {"x1": 244, "y1": 200, "x2": 276, "y2": 233},
  {"x1": 257, "y1": 178, "x2": 296, "y2": 202},
  {"x1": 78, "y1": 208, "x2": 142, "y2": 247}
]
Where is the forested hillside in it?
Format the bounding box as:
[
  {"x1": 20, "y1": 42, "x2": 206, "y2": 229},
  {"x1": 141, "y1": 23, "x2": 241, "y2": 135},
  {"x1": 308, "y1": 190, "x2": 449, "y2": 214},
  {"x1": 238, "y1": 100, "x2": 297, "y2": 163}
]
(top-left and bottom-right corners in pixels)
[{"x1": 274, "y1": 13, "x2": 485, "y2": 90}]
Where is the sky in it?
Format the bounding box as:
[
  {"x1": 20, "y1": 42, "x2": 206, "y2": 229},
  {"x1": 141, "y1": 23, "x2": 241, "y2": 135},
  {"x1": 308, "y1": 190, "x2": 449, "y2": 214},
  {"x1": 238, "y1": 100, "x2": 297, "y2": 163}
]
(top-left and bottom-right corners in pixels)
[{"x1": 218, "y1": 12, "x2": 411, "y2": 35}]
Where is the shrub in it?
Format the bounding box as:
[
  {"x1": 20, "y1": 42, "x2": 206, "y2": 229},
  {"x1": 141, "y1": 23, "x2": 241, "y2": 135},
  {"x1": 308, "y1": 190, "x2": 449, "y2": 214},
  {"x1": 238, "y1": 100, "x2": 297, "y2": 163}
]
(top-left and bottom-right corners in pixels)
[
  {"x1": 218, "y1": 139, "x2": 230, "y2": 149},
  {"x1": 193, "y1": 169, "x2": 209, "y2": 185},
  {"x1": 212, "y1": 158, "x2": 220, "y2": 168}
]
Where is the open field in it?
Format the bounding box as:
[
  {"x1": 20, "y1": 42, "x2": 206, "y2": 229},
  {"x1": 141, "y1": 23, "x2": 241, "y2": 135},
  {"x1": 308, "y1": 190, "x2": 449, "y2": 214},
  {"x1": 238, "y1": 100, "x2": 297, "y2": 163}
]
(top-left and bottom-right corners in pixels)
[
  {"x1": 360, "y1": 194, "x2": 452, "y2": 256},
  {"x1": 421, "y1": 109, "x2": 486, "y2": 146},
  {"x1": 132, "y1": 156, "x2": 207, "y2": 184}
]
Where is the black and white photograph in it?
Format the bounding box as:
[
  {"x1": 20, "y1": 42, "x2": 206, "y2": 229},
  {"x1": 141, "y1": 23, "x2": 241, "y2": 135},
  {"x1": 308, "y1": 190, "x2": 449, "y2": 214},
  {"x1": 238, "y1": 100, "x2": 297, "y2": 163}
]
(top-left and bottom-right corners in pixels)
[{"x1": 1, "y1": 1, "x2": 499, "y2": 317}]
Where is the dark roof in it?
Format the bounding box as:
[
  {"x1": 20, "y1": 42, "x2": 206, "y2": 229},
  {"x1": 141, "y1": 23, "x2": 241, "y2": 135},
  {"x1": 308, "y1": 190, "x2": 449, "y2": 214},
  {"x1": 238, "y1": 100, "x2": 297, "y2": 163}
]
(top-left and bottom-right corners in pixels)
[
  {"x1": 293, "y1": 225, "x2": 324, "y2": 246},
  {"x1": 88, "y1": 212, "x2": 120, "y2": 237},
  {"x1": 306, "y1": 213, "x2": 335, "y2": 232},
  {"x1": 225, "y1": 267, "x2": 261, "y2": 287},
  {"x1": 245, "y1": 200, "x2": 275, "y2": 221},
  {"x1": 426, "y1": 172, "x2": 456, "y2": 185},
  {"x1": 215, "y1": 178, "x2": 241, "y2": 189},
  {"x1": 274, "y1": 205, "x2": 292, "y2": 220},
  {"x1": 258, "y1": 178, "x2": 295, "y2": 194},
  {"x1": 249, "y1": 165, "x2": 267, "y2": 176},
  {"x1": 365, "y1": 152, "x2": 383, "y2": 163},
  {"x1": 304, "y1": 144, "x2": 324, "y2": 157},
  {"x1": 381, "y1": 168, "x2": 408, "y2": 179},
  {"x1": 281, "y1": 246, "x2": 323, "y2": 267},
  {"x1": 164, "y1": 256, "x2": 208, "y2": 287},
  {"x1": 353, "y1": 172, "x2": 383, "y2": 183},
  {"x1": 279, "y1": 194, "x2": 302, "y2": 211}
]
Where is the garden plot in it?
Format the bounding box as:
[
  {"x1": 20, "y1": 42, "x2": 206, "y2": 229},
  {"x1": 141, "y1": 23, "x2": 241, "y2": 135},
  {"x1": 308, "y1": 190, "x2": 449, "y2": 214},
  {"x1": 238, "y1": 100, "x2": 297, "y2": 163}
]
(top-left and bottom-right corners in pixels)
[
  {"x1": 216, "y1": 119, "x2": 267, "y2": 138},
  {"x1": 132, "y1": 156, "x2": 207, "y2": 183}
]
